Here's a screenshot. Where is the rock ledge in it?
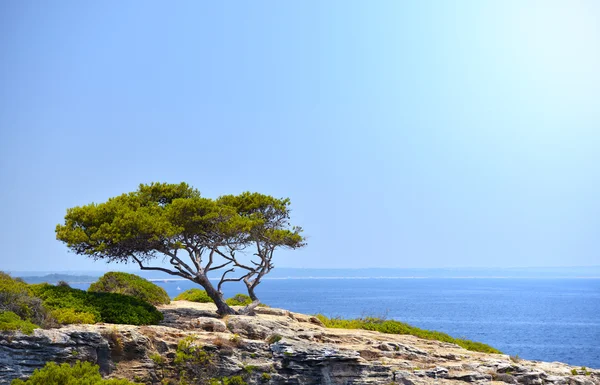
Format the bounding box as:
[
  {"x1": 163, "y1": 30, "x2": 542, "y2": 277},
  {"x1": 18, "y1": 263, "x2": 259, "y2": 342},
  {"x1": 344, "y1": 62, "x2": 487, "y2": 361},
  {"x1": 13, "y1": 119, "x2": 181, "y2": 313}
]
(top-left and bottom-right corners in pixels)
[{"x1": 1, "y1": 301, "x2": 598, "y2": 385}]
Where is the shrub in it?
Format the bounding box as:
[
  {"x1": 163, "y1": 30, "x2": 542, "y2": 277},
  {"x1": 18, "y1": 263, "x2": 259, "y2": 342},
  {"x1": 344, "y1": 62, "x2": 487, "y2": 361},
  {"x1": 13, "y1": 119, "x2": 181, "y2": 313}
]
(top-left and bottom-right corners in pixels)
[
  {"x1": 89, "y1": 272, "x2": 170, "y2": 306},
  {"x1": 316, "y1": 314, "x2": 501, "y2": 354},
  {"x1": 209, "y1": 376, "x2": 247, "y2": 385},
  {"x1": 51, "y1": 308, "x2": 98, "y2": 325},
  {"x1": 10, "y1": 360, "x2": 140, "y2": 384},
  {"x1": 174, "y1": 336, "x2": 215, "y2": 383},
  {"x1": 174, "y1": 288, "x2": 214, "y2": 303},
  {"x1": 0, "y1": 311, "x2": 39, "y2": 334},
  {"x1": 174, "y1": 336, "x2": 211, "y2": 367},
  {"x1": 225, "y1": 294, "x2": 252, "y2": 306},
  {"x1": 30, "y1": 284, "x2": 163, "y2": 325},
  {"x1": 223, "y1": 376, "x2": 247, "y2": 385},
  {"x1": 0, "y1": 272, "x2": 51, "y2": 327},
  {"x1": 266, "y1": 334, "x2": 282, "y2": 344},
  {"x1": 149, "y1": 353, "x2": 165, "y2": 365}
]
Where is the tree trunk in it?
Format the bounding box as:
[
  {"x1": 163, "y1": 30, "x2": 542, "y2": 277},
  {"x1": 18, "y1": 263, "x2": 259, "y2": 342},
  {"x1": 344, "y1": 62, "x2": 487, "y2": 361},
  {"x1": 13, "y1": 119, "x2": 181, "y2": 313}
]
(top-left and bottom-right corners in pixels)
[
  {"x1": 247, "y1": 285, "x2": 258, "y2": 301},
  {"x1": 195, "y1": 277, "x2": 237, "y2": 316},
  {"x1": 239, "y1": 299, "x2": 261, "y2": 315}
]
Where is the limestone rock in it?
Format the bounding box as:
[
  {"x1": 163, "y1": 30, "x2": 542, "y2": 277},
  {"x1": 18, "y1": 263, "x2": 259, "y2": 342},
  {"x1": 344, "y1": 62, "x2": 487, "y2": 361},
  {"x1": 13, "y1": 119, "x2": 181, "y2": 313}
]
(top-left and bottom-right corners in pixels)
[{"x1": 1, "y1": 302, "x2": 599, "y2": 385}]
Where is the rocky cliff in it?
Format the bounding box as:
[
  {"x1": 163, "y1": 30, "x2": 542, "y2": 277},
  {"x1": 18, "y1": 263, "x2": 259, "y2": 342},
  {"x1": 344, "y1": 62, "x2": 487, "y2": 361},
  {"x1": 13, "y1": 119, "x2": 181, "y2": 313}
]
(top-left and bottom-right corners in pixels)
[{"x1": 1, "y1": 301, "x2": 598, "y2": 385}]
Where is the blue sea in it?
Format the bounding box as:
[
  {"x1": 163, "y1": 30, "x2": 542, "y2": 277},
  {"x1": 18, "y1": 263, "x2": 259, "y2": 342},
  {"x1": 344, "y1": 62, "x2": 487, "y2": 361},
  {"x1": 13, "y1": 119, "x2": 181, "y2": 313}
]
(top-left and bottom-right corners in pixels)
[{"x1": 55, "y1": 271, "x2": 600, "y2": 369}]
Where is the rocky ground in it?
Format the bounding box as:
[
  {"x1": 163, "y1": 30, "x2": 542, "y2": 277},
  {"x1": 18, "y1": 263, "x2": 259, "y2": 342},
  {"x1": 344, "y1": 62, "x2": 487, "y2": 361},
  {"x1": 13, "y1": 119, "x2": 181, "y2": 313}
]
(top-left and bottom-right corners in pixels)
[{"x1": 1, "y1": 301, "x2": 598, "y2": 384}]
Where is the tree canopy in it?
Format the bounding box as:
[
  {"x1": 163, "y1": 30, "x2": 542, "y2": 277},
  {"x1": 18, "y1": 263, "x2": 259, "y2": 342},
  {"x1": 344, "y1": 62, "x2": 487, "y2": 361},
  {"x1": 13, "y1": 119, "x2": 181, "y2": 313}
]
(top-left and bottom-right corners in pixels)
[{"x1": 56, "y1": 182, "x2": 305, "y2": 315}]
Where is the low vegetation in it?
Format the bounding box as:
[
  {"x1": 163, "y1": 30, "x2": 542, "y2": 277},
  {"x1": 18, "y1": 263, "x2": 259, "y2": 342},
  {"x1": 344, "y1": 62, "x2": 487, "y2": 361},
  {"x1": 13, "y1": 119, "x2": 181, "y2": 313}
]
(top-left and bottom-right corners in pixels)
[
  {"x1": 88, "y1": 272, "x2": 170, "y2": 306},
  {"x1": 0, "y1": 271, "x2": 163, "y2": 331},
  {"x1": 225, "y1": 294, "x2": 253, "y2": 306},
  {"x1": 10, "y1": 361, "x2": 140, "y2": 385},
  {"x1": 174, "y1": 288, "x2": 214, "y2": 303},
  {"x1": 0, "y1": 272, "x2": 52, "y2": 328},
  {"x1": 31, "y1": 283, "x2": 163, "y2": 325},
  {"x1": 316, "y1": 314, "x2": 501, "y2": 354},
  {"x1": 147, "y1": 335, "x2": 276, "y2": 385},
  {"x1": 175, "y1": 290, "x2": 267, "y2": 308},
  {"x1": 0, "y1": 311, "x2": 38, "y2": 335},
  {"x1": 209, "y1": 376, "x2": 247, "y2": 385}
]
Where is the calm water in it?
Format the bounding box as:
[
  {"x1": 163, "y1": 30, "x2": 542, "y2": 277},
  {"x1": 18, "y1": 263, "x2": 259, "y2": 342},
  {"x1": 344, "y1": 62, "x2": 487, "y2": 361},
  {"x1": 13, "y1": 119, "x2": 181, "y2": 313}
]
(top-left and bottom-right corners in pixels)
[{"x1": 75, "y1": 278, "x2": 600, "y2": 368}]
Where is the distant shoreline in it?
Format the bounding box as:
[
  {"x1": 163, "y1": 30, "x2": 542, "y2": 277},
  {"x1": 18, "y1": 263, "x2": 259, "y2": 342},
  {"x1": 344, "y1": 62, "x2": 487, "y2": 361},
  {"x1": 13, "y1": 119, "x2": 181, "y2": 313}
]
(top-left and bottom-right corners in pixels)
[{"x1": 11, "y1": 266, "x2": 600, "y2": 283}]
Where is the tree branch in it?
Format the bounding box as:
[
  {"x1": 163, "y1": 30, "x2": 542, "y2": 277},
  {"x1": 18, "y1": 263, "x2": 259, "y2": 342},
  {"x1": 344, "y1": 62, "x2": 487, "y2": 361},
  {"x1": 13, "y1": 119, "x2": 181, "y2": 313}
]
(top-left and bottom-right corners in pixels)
[
  {"x1": 207, "y1": 260, "x2": 233, "y2": 272},
  {"x1": 217, "y1": 268, "x2": 236, "y2": 293},
  {"x1": 131, "y1": 255, "x2": 193, "y2": 280},
  {"x1": 204, "y1": 248, "x2": 217, "y2": 271}
]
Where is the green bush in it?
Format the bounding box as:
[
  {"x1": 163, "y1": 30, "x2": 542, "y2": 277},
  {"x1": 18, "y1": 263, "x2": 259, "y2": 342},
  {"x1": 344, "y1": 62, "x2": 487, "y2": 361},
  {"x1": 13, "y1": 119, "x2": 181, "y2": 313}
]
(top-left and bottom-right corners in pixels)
[
  {"x1": 0, "y1": 311, "x2": 39, "y2": 334},
  {"x1": 0, "y1": 272, "x2": 51, "y2": 327},
  {"x1": 30, "y1": 284, "x2": 163, "y2": 325},
  {"x1": 316, "y1": 315, "x2": 501, "y2": 354},
  {"x1": 10, "y1": 361, "x2": 140, "y2": 384},
  {"x1": 89, "y1": 272, "x2": 170, "y2": 306},
  {"x1": 225, "y1": 294, "x2": 252, "y2": 306},
  {"x1": 30, "y1": 283, "x2": 101, "y2": 322},
  {"x1": 174, "y1": 288, "x2": 214, "y2": 303},
  {"x1": 51, "y1": 308, "x2": 98, "y2": 325}
]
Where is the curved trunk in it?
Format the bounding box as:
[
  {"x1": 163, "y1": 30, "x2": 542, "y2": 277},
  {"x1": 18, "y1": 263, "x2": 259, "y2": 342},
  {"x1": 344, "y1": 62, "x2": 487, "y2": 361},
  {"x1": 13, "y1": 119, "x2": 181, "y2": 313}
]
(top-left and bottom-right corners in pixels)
[
  {"x1": 195, "y1": 276, "x2": 237, "y2": 316},
  {"x1": 247, "y1": 285, "x2": 258, "y2": 301},
  {"x1": 214, "y1": 296, "x2": 237, "y2": 316},
  {"x1": 238, "y1": 299, "x2": 261, "y2": 315}
]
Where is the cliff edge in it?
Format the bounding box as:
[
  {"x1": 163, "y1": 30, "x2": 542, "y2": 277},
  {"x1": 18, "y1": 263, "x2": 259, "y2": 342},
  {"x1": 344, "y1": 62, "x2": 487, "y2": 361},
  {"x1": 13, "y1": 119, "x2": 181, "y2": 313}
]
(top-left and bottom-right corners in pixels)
[{"x1": 1, "y1": 301, "x2": 598, "y2": 385}]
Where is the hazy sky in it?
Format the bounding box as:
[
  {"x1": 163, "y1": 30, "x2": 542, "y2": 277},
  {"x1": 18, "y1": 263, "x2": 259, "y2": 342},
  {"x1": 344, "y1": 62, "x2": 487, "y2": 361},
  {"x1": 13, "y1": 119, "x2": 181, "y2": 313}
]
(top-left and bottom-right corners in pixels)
[{"x1": 1, "y1": 1, "x2": 599, "y2": 271}]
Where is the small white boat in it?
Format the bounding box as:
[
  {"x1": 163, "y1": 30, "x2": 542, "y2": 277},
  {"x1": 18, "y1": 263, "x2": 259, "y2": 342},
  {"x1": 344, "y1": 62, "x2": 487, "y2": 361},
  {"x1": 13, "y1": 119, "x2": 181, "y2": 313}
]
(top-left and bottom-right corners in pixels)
[{"x1": 176, "y1": 286, "x2": 181, "y2": 291}]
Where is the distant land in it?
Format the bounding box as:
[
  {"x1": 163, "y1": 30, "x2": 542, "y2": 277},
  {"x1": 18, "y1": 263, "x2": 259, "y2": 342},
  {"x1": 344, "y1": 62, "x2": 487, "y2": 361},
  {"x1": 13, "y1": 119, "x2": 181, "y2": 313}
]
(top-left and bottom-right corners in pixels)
[
  {"x1": 17, "y1": 273, "x2": 100, "y2": 284},
  {"x1": 9, "y1": 266, "x2": 600, "y2": 283}
]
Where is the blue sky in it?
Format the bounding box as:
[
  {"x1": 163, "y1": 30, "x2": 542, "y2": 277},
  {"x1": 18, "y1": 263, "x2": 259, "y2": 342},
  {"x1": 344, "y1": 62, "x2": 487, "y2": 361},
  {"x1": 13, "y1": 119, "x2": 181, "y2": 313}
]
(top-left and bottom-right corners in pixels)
[{"x1": 1, "y1": 1, "x2": 599, "y2": 271}]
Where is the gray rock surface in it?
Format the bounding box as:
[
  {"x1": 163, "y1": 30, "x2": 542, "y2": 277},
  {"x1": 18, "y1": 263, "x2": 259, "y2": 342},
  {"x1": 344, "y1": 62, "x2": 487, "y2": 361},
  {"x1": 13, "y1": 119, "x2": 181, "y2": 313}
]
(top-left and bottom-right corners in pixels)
[{"x1": 1, "y1": 301, "x2": 599, "y2": 384}]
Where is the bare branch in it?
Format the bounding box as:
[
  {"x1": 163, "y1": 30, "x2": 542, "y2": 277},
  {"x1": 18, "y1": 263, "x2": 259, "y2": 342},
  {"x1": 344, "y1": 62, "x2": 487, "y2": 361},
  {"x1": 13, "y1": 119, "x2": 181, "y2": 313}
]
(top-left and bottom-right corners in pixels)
[
  {"x1": 207, "y1": 260, "x2": 233, "y2": 272},
  {"x1": 204, "y1": 248, "x2": 217, "y2": 271},
  {"x1": 131, "y1": 255, "x2": 193, "y2": 280},
  {"x1": 159, "y1": 246, "x2": 197, "y2": 277},
  {"x1": 213, "y1": 248, "x2": 255, "y2": 271},
  {"x1": 217, "y1": 268, "x2": 237, "y2": 293}
]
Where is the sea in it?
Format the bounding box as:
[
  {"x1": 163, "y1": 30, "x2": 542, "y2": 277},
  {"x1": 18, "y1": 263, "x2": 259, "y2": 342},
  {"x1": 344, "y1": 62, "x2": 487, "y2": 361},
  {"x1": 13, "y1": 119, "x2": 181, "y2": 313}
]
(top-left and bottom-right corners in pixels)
[{"x1": 18, "y1": 267, "x2": 600, "y2": 369}]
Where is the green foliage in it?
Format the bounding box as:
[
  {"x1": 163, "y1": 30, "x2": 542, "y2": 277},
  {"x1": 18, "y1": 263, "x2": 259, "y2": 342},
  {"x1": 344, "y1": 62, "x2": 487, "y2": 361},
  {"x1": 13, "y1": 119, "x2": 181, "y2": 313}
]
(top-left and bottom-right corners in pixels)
[
  {"x1": 55, "y1": 183, "x2": 305, "y2": 310},
  {"x1": 209, "y1": 376, "x2": 247, "y2": 385},
  {"x1": 226, "y1": 294, "x2": 252, "y2": 306},
  {"x1": 173, "y1": 336, "x2": 214, "y2": 384},
  {"x1": 0, "y1": 272, "x2": 51, "y2": 327},
  {"x1": 89, "y1": 272, "x2": 170, "y2": 306},
  {"x1": 316, "y1": 315, "x2": 501, "y2": 354},
  {"x1": 266, "y1": 334, "x2": 282, "y2": 344},
  {"x1": 174, "y1": 289, "x2": 214, "y2": 303},
  {"x1": 56, "y1": 182, "x2": 237, "y2": 262},
  {"x1": 174, "y1": 336, "x2": 211, "y2": 366},
  {"x1": 241, "y1": 365, "x2": 258, "y2": 374},
  {"x1": 582, "y1": 367, "x2": 592, "y2": 376},
  {"x1": 150, "y1": 353, "x2": 165, "y2": 365},
  {"x1": 0, "y1": 311, "x2": 39, "y2": 334},
  {"x1": 229, "y1": 333, "x2": 242, "y2": 346},
  {"x1": 10, "y1": 361, "x2": 140, "y2": 385},
  {"x1": 261, "y1": 372, "x2": 272, "y2": 382},
  {"x1": 571, "y1": 367, "x2": 592, "y2": 376},
  {"x1": 50, "y1": 308, "x2": 97, "y2": 325},
  {"x1": 31, "y1": 284, "x2": 162, "y2": 325},
  {"x1": 29, "y1": 283, "x2": 101, "y2": 321}
]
